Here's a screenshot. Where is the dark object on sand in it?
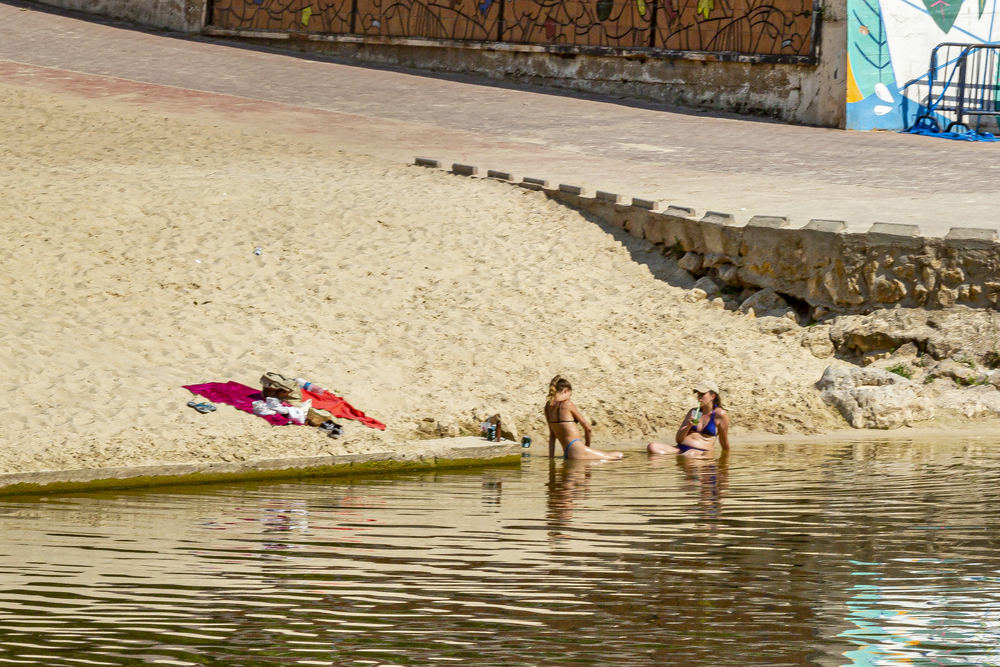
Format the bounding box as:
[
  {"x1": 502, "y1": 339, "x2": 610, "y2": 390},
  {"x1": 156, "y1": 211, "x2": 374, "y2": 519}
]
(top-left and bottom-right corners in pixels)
[{"x1": 320, "y1": 421, "x2": 344, "y2": 438}]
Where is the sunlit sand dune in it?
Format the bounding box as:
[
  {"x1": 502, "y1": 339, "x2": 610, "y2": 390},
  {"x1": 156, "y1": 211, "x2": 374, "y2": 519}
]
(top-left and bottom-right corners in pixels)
[{"x1": 0, "y1": 84, "x2": 841, "y2": 473}]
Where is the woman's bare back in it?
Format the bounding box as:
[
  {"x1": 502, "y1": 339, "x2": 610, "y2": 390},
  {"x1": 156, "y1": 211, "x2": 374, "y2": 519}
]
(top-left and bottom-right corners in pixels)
[
  {"x1": 544, "y1": 395, "x2": 623, "y2": 461},
  {"x1": 545, "y1": 399, "x2": 582, "y2": 448}
]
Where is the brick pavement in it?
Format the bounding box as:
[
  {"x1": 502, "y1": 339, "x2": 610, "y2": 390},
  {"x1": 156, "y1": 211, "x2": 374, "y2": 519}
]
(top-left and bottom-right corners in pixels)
[{"x1": 2, "y1": 0, "x2": 999, "y2": 234}]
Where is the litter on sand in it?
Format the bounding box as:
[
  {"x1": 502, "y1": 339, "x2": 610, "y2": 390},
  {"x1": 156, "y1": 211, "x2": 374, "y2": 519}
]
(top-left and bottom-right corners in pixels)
[
  {"x1": 184, "y1": 381, "x2": 292, "y2": 426},
  {"x1": 183, "y1": 371, "x2": 385, "y2": 432}
]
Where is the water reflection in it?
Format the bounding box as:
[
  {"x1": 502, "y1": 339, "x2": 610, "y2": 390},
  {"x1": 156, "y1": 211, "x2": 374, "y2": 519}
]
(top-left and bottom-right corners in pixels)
[
  {"x1": 547, "y1": 459, "x2": 593, "y2": 528},
  {"x1": 677, "y1": 451, "x2": 729, "y2": 521},
  {"x1": 0, "y1": 441, "x2": 999, "y2": 665},
  {"x1": 841, "y1": 562, "x2": 1000, "y2": 666},
  {"x1": 481, "y1": 475, "x2": 503, "y2": 510}
]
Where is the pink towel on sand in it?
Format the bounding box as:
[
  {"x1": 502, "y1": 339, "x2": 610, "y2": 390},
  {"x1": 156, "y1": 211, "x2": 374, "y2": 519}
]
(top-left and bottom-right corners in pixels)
[{"x1": 183, "y1": 381, "x2": 291, "y2": 426}]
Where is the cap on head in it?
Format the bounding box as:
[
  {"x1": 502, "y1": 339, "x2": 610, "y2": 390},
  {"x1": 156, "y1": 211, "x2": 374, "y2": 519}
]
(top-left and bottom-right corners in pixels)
[{"x1": 693, "y1": 380, "x2": 719, "y2": 395}]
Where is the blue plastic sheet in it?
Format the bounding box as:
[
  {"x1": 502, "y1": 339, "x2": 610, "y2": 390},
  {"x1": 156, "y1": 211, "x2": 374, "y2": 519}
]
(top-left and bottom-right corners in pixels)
[{"x1": 903, "y1": 126, "x2": 1000, "y2": 142}]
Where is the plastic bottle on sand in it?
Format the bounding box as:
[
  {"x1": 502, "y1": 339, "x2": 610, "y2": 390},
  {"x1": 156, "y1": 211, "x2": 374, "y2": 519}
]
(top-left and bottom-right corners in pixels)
[{"x1": 295, "y1": 378, "x2": 326, "y2": 394}]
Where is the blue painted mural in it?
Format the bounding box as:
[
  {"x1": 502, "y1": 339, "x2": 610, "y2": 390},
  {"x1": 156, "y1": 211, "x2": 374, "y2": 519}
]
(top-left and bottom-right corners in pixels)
[{"x1": 846, "y1": 0, "x2": 1000, "y2": 131}]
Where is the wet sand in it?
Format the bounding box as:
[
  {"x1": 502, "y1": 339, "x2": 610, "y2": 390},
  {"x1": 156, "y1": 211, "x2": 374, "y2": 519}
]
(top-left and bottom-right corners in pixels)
[{"x1": 0, "y1": 82, "x2": 850, "y2": 475}]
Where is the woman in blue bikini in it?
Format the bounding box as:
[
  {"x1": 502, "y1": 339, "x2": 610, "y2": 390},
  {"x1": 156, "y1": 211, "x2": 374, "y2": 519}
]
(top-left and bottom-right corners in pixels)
[
  {"x1": 647, "y1": 380, "x2": 730, "y2": 458},
  {"x1": 545, "y1": 376, "x2": 623, "y2": 461}
]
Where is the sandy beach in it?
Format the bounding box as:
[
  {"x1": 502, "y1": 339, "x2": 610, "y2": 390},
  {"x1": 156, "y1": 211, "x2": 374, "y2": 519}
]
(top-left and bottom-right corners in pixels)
[{"x1": 0, "y1": 80, "x2": 854, "y2": 475}]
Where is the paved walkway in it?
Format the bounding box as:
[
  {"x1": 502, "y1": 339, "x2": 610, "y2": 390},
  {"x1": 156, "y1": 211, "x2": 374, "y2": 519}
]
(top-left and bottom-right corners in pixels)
[{"x1": 2, "y1": 0, "x2": 999, "y2": 235}]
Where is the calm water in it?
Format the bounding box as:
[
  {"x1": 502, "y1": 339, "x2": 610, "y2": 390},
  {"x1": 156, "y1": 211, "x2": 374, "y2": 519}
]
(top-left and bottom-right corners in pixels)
[{"x1": 2, "y1": 440, "x2": 1000, "y2": 666}]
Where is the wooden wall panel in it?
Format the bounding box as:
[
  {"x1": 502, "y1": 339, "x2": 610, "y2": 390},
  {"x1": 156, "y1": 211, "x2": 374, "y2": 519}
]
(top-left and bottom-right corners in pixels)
[
  {"x1": 500, "y1": 0, "x2": 653, "y2": 47},
  {"x1": 210, "y1": 0, "x2": 814, "y2": 55},
  {"x1": 352, "y1": 0, "x2": 498, "y2": 39},
  {"x1": 211, "y1": 0, "x2": 354, "y2": 33},
  {"x1": 654, "y1": 0, "x2": 814, "y2": 55}
]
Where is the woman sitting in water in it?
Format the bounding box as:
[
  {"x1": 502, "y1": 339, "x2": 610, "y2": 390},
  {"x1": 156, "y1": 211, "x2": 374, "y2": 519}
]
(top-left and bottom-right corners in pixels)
[
  {"x1": 647, "y1": 380, "x2": 730, "y2": 457},
  {"x1": 545, "y1": 376, "x2": 623, "y2": 461}
]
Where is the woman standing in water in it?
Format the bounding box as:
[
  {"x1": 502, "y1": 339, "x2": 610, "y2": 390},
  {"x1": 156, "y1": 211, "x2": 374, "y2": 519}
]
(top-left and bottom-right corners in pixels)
[
  {"x1": 545, "y1": 376, "x2": 623, "y2": 460},
  {"x1": 647, "y1": 380, "x2": 730, "y2": 457}
]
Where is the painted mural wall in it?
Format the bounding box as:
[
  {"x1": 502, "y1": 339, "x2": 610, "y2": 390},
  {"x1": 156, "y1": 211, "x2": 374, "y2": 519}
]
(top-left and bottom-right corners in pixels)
[
  {"x1": 209, "y1": 0, "x2": 816, "y2": 56},
  {"x1": 847, "y1": 0, "x2": 1000, "y2": 130}
]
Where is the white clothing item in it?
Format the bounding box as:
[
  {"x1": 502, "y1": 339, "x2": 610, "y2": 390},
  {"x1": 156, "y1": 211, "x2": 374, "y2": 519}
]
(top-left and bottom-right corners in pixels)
[
  {"x1": 286, "y1": 400, "x2": 312, "y2": 425},
  {"x1": 265, "y1": 397, "x2": 290, "y2": 415},
  {"x1": 252, "y1": 400, "x2": 277, "y2": 416}
]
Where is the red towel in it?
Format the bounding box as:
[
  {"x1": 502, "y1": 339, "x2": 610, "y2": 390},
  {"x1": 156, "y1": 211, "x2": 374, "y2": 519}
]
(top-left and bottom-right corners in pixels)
[
  {"x1": 302, "y1": 388, "x2": 385, "y2": 430},
  {"x1": 183, "y1": 381, "x2": 292, "y2": 426}
]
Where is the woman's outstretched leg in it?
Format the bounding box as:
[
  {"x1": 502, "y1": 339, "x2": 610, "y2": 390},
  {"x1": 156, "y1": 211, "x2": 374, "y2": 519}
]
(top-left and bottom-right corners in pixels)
[
  {"x1": 568, "y1": 444, "x2": 623, "y2": 460},
  {"x1": 647, "y1": 442, "x2": 680, "y2": 455}
]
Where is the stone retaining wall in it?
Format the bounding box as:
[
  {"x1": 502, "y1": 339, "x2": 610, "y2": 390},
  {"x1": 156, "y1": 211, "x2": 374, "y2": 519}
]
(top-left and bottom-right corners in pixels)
[
  {"x1": 34, "y1": 0, "x2": 205, "y2": 33},
  {"x1": 561, "y1": 190, "x2": 1000, "y2": 315},
  {"x1": 205, "y1": 26, "x2": 847, "y2": 127},
  {"x1": 31, "y1": 0, "x2": 846, "y2": 127},
  {"x1": 427, "y1": 159, "x2": 1000, "y2": 316}
]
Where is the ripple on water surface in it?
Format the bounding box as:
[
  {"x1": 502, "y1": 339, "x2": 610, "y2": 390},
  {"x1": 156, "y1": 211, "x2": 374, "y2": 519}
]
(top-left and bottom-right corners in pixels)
[{"x1": 1, "y1": 439, "x2": 1000, "y2": 666}]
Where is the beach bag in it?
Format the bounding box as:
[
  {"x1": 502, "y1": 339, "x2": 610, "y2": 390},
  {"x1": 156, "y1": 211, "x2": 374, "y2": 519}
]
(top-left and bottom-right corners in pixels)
[
  {"x1": 306, "y1": 408, "x2": 334, "y2": 427},
  {"x1": 260, "y1": 372, "x2": 303, "y2": 405}
]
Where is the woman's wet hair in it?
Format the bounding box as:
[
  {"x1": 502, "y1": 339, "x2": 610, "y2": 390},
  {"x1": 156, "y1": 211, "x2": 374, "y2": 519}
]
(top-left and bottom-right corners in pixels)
[{"x1": 547, "y1": 375, "x2": 572, "y2": 404}]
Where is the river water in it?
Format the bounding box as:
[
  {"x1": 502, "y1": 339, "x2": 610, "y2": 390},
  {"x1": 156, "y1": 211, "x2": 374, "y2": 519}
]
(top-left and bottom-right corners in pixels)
[{"x1": 2, "y1": 439, "x2": 1000, "y2": 666}]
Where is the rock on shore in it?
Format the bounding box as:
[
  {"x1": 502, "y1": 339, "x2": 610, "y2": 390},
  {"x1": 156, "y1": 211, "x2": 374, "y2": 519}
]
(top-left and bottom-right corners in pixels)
[
  {"x1": 817, "y1": 366, "x2": 934, "y2": 429},
  {"x1": 803, "y1": 308, "x2": 1000, "y2": 424},
  {"x1": 801, "y1": 307, "x2": 1000, "y2": 366}
]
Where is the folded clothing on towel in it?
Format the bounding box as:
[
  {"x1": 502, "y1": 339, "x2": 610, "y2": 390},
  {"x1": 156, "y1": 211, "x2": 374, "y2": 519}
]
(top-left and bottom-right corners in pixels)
[
  {"x1": 184, "y1": 381, "x2": 292, "y2": 426},
  {"x1": 301, "y1": 388, "x2": 386, "y2": 430}
]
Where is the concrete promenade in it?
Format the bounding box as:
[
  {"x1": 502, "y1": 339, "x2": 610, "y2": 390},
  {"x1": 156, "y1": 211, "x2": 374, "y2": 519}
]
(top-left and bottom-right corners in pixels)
[{"x1": 1, "y1": 0, "x2": 999, "y2": 235}]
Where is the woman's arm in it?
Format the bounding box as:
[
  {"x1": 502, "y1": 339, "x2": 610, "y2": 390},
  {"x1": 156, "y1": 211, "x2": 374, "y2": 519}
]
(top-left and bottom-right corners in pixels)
[
  {"x1": 717, "y1": 410, "x2": 730, "y2": 451},
  {"x1": 568, "y1": 402, "x2": 592, "y2": 448},
  {"x1": 545, "y1": 403, "x2": 556, "y2": 457},
  {"x1": 675, "y1": 409, "x2": 696, "y2": 444}
]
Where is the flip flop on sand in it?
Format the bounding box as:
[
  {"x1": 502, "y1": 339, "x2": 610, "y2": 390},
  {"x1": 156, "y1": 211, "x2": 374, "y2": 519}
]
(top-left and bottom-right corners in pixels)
[{"x1": 187, "y1": 400, "x2": 217, "y2": 414}]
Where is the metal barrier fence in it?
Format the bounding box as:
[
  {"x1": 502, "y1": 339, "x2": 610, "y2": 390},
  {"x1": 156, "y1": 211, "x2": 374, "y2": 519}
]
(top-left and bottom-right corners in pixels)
[{"x1": 910, "y1": 42, "x2": 1000, "y2": 133}]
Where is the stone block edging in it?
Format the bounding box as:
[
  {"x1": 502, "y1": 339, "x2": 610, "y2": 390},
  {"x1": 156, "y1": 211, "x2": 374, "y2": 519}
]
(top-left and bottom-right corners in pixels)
[
  {"x1": 415, "y1": 157, "x2": 1000, "y2": 314},
  {"x1": 451, "y1": 163, "x2": 478, "y2": 176},
  {"x1": 520, "y1": 176, "x2": 551, "y2": 190}
]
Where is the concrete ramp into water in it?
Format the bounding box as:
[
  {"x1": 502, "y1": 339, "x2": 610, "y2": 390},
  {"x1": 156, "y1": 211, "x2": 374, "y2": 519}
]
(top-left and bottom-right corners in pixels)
[{"x1": 0, "y1": 438, "x2": 522, "y2": 496}]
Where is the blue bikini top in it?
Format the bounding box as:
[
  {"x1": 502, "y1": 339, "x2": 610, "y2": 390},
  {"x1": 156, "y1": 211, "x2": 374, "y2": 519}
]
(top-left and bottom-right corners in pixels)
[{"x1": 691, "y1": 409, "x2": 717, "y2": 437}]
